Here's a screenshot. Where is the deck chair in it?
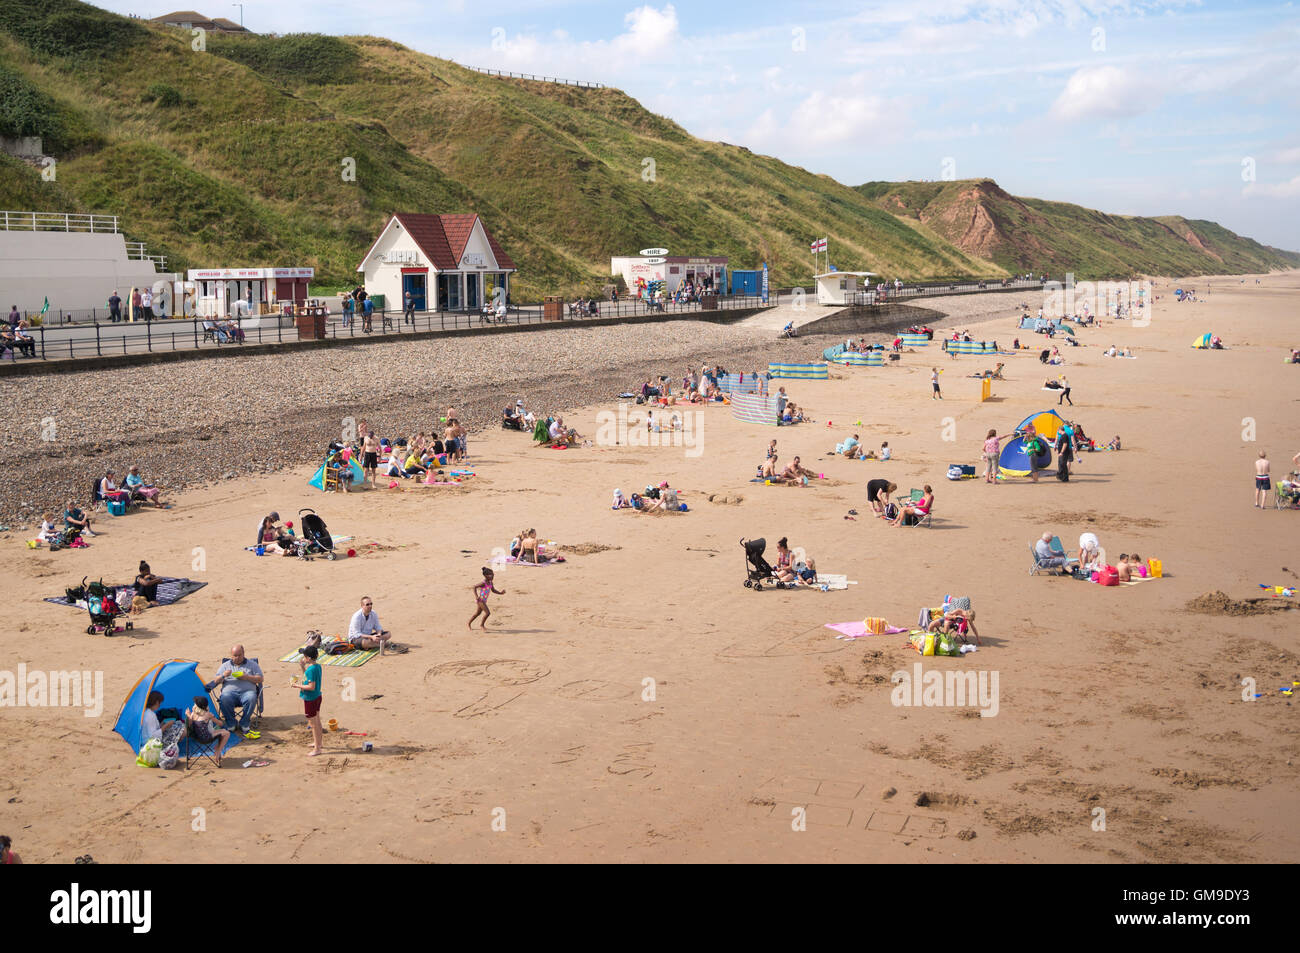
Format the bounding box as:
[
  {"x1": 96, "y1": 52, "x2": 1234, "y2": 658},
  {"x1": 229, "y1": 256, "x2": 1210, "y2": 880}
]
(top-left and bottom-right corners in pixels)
[
  {"x1": 900, "y1": 489, "x2": 933, "y2": 528},
  {"x1": 210, "y1": 658, "x2": 265, "y2": 730},
  {"x1": 1048, "y1": 536, "x2": 1080, "y2": 568},
  {"x1": 1029, "y1": 541, "x2": 1067, "y2": 575}
]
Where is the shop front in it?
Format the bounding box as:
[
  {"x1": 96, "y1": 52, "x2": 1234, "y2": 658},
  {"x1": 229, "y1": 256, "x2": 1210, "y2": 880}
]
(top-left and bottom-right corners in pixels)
[{"x1": 358, "y1": 213, "x2": 517, "y2": 312}]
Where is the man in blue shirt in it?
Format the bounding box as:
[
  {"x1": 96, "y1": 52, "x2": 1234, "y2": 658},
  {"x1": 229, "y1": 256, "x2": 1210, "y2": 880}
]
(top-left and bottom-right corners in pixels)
[{"x1": 204, "y1": 644, "x2": 264, "y2": 734}]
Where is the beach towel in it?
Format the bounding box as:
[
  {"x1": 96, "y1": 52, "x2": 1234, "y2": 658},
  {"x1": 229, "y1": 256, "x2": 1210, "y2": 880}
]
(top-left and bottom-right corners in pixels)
[
  {"x1": 504, "y1": 555, "x2": 565, "y2": 565},
  {"x1": 813, "y1": 574, "x2": 854, "y2": 591},
  {"x1": 279, "y1": 647, "x2": 380, "y2": 668},
  {"x1": 826, "y1": 621, "x2": 909, "y2": 639},
  {"x1": 45, "y1": 577, "x2": 207, "y2": 609}
]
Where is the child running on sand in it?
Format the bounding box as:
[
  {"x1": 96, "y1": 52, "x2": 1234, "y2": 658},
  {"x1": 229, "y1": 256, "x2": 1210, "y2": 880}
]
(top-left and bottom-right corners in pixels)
[{"x1": 468, "y1": 567, "x2": 505, "y2": 629}]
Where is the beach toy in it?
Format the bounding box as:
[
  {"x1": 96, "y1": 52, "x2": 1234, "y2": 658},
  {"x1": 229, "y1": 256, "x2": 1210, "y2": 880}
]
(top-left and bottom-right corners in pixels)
[
  {"x1": 388, "y1": 480, "x2": 399, "y2": 489},
  {"x1": 26, "y1": 539, "x2": 37, "y2": 549},
  {"x1": 347, "y1": 548, "x2": 357, "y2": 557},
  {"x1": 256, "y1": 545, "x2": 265, "y2": 556},
  {"x1": 327, "y1": 719, "x2": 339, "y2": 731},
  {"x1": 765, "y1": 480, "x2": 771, "y2": 485},
  {"x1": 827, "y1": 421, "x2": 833, "y2": 427},
  {"x1": 363, "y1": 741, "x2": 374, "y2": 752},
  {"x1": 855, "y1": 420, "x2": 862, "y2": 426},
  {"x1": 679, "y1": 503, "x2": 688, "y2": 512},
  {"x1": 819, "y1": 473, "x2": 825, "y2": 479}
]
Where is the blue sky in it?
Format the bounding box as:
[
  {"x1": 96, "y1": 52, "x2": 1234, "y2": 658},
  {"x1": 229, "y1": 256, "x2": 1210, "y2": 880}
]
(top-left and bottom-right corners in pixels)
[{"x1": 106, "y1": 1, "x2": 1300, "y2": 249}]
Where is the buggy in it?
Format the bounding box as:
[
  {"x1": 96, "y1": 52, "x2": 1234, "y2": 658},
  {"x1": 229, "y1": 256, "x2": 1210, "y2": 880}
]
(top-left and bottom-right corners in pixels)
[
  {"x1": 81, "y1": 577, "x2": 133, "y2": 635},
  {"x1": 296, "y1": 508, "x2": 336, "y2": 560},
  {"x1": 740, "y1": 537, "x2": 791, "y2": 591}
]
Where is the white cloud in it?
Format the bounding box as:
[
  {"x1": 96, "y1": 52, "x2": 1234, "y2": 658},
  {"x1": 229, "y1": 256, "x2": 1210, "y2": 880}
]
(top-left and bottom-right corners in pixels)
[
  {"x1": 1049, "y1": 65, "x2": 1154, "y2": 121},
  {"x1": 748, "y1": 91, "x2": 894, "y2": 148},
  {"x1": 613, "y1": 4, "x2": 680, "y2": 56},
  {"x1": 1242, "y1": 176, "x2": 1300, "y2": 199}
]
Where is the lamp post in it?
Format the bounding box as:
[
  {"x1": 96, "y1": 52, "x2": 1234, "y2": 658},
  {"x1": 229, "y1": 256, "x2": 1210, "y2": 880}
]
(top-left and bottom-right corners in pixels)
[{"x1": 232, "y1": 3, "x2": 243, "y2": 26}]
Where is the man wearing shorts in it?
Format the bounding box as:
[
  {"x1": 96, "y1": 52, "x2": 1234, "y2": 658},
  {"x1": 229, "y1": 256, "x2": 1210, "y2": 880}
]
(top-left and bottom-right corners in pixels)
[
  {"x1": 362, "y1": 431, "x2": 380, "y2": 486},
  {"x1": 348, "y1": 596, "x2": 392, "y2": 652},
  {"x1": 1255, "y1": 451, "x2": 1271, "y2": 508},
  {"x1": 931, "y1": 368, "x2": 942, "y2": 399}
]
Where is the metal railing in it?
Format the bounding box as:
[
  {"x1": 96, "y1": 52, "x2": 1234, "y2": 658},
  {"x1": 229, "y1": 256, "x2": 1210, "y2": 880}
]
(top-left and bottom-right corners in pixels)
[
  {"x1": 0, "y1": 294, "x2": 765, "y2": 363},
  {"x1": 124, "y1": 242, "x2": 167, "y2": 270},
  {"x1": 462, "y1": 65, "x2": 604, "y2": 89},
  {"x1": 0, "y1": 210, "x2": 120, "y2": 233},
  {"x1": 845, "y1": 276, "x2": 1046, "y2": 306}
]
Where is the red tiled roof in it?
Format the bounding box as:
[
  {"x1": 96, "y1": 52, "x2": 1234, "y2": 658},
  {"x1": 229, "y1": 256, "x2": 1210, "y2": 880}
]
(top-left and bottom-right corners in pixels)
[{"x1": 358, "y1": 213, "x2": 516, "y2": 272}]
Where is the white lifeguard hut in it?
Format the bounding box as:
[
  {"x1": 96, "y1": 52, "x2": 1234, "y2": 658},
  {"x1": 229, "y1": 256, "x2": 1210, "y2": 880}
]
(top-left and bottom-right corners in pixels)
[{"x1": 813, "y1": 271, "x2": 874, "y2": 306}]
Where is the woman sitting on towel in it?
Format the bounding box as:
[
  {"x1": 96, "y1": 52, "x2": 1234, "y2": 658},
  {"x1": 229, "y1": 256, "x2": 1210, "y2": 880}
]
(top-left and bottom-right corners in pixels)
[
  {"x1": 774, "y1": 538, "x2": 798, "y2": 584},
  {"x1": 257, "y1": 515, "x2": 291, "y2": 554},
  {"x1": 134, "y1": 561, "x2": 162, "y2": 605},
  {"x1": 888, "y1": 485, "x2": 933, "y2": 526}
]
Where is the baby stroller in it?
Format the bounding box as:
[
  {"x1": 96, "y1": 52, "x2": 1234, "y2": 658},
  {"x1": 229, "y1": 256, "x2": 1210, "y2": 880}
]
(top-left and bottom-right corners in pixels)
[
  {"x1": 83, "y1": 577, "x2": 132, "y2": 635},
  {"x1": 740, "y1": 537, "x2": 789, "y2": 591},
  {"x1": 297, "y1": 508, "x2": 336, "y2": 560}
]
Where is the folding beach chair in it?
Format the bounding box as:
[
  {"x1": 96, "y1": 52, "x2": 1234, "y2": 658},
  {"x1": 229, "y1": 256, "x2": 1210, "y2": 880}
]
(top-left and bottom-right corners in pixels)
[
  {"x1": 900, "y1": 489, "x2": 933, "y2": 528},
  {"x1": 184, "y1": 720, "x2": 223, "y2": 769},
  {"x1": 1048, "y1": 536, "x2": 1080, "y2": 568},
  {"x1": 1029, "y1": 541, "x2": 1066, "y2": 575}
]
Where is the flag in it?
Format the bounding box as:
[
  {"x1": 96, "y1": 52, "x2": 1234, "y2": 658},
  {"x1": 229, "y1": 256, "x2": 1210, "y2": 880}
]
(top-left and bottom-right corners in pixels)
[
  {"x1": 40, "y1": 296, "x2": 49, "y2": 315},
  {"x1": 809, "y1": 238, "x2": 826, "y2": 253}
]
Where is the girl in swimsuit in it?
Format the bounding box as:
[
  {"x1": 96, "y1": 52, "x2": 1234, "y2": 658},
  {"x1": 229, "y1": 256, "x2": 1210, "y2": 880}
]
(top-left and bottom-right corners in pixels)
[{"x1": 468, "y1": 567, "x2": 505, "y2": 629}]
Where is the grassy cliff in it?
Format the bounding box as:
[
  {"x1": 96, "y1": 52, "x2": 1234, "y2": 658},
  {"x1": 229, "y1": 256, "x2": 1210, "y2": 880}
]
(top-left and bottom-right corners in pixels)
[{"x1": 0, "y1": 0, "x2": 1293, "y2": 298}]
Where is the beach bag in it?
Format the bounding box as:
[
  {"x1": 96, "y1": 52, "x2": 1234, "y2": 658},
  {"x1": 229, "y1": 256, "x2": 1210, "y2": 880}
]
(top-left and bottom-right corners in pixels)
[
  {"x1": 327, "y1": 640, "x2": 355, "y2": 655},
  {"x1": 136, "y1": 738, "x2": 163, "y2": 768},
  {"x1": 158, "y1": 743, "x2": 181, "y2": 770},
  {"x1": 1147, "y1": 558, "x2": 1163, "y2": 578},
  {"x1": 911, "y1": 632, "x2": 937, "y2": 656},
  {"x1": 863, "y1": 617, "x2": 888, "y2": 635},
  {"x1": 1099, "y1": 566, "x2": 1120, "y2": 587},
  {"x1": 947, "y1": 465, "x2": 964, "y2": 481},
  {"x1": 934, "y1": 635, "x2": 961, "y2": 657}
]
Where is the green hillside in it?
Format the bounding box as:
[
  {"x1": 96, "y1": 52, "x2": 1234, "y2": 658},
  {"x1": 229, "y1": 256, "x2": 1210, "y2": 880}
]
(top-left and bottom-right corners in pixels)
[
  {"x1": 857, "y1": 179, "x2": 1300, "y2": 278},
  {"x1": 0, "y1": 1, "x2": 1294, "y2": 298}
]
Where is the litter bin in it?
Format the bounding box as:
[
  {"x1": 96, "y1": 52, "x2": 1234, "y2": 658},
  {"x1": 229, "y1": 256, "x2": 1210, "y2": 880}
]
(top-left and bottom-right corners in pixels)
[
  {"x1": 543, "y1": 295, "x2": 563, "y2": 321},
  {"x1": 296, "y1": 311, "x2": 326, "y2": 340}
]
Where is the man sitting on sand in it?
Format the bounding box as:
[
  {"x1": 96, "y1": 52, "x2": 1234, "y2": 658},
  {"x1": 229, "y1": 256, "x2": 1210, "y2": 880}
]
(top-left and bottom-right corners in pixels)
[
  {"x1": 781, "y1": 456, "x2": 816, "y2": 483},
  {"x1": 348, "y1": 596, "x2": 393, "y2": 653},
  {"x1": 839, "y1": 433, "x2": 863, "y2": 459}
]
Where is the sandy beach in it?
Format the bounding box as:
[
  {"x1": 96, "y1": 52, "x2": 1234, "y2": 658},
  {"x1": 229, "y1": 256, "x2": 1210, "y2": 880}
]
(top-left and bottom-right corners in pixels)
[{"x1": 2, "y1": 272, "x2": 1297, "y2": 864}]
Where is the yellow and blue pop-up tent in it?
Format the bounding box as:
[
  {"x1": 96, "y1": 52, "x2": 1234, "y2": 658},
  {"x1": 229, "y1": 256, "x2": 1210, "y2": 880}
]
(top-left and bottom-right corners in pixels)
[
  {"x1": 1191, "y1": 332, "x2": 1213, "y2": 348},
  {"x1": 998, "y1": 409, "x2": 1066, "y2": 476},
  {"x1": 309, "y1": 455, "x2": 364, "y2": 490}
]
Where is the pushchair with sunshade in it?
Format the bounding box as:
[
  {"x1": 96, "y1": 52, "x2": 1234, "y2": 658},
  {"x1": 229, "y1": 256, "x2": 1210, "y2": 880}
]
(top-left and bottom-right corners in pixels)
[
  {"x1": 82, "y1": 577, "x2": 133, "y2": 635},
  {"x1": 296, "y1": 508, "x2": 336, "y2": 560},
  {"x1": 740, "y1": 537, "x2": 790, "y2": 591}
]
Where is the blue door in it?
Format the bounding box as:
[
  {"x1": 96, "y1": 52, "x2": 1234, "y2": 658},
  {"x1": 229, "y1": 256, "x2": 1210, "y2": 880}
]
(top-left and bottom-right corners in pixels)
[{"x1": 402, "y1": 273, "x2": 426, "y2": 311}]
